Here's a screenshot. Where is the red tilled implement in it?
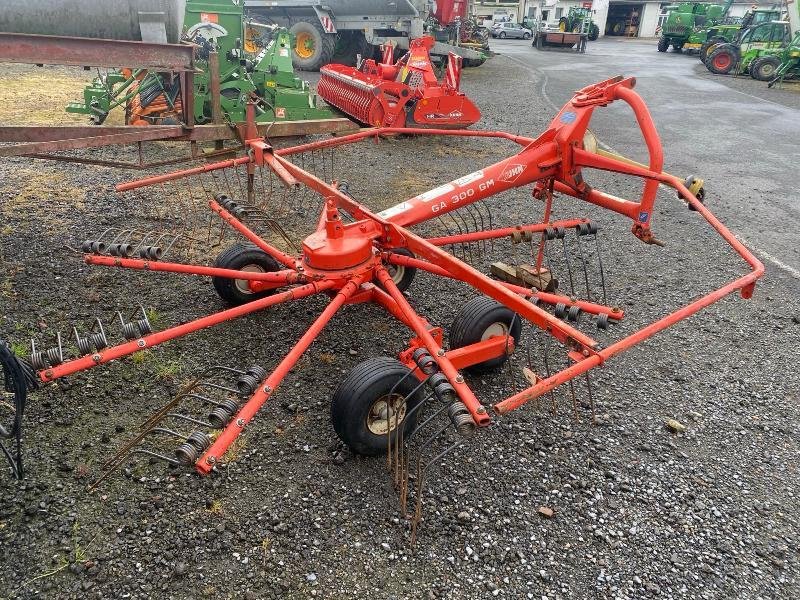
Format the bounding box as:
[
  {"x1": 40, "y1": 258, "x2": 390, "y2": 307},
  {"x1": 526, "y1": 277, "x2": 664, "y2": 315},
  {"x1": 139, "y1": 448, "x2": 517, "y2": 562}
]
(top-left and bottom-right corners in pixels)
[
  {"x1": 317, "y1": 35, "x2": 480, "y2": 128},
  {"x1": 1, "y1": 77, "x2": 762, "y2": 538}
]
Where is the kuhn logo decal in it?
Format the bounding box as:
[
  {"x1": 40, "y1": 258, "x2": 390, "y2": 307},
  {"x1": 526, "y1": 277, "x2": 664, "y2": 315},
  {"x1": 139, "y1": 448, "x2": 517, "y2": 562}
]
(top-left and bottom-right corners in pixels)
[{"x1": 499, "y1": 163, "x2": 526, "y2": 183}]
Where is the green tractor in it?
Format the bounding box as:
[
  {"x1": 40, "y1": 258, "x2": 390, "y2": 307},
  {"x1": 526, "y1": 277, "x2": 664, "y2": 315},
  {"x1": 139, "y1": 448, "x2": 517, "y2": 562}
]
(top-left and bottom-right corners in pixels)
[
  {"x1": 558, "y1": 7, "x2": 600, "y2": 41},
  {"x1": 768, "y1": 30, "x2": 800, "y2": 86},
  {"x1": 697, "y1": 7, "x2": 782, "y2": 62},
  {"x1": 658, "y1": 0, "x2": 731, "y2": 52},
  {"x1": 705, "y1": 20, "x2": 790, "y2": 80},
  {"x1": 67, "y1": 0, "x2": 336, "y2": 126},
  {"x1": 767, "y1": 3, "x2": 800, "y2": 87}
]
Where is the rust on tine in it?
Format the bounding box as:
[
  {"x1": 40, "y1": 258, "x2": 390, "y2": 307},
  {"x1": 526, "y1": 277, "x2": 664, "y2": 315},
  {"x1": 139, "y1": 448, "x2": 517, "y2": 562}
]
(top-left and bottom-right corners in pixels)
[
  {"x1": 410, "y1": 434, "x2": 462, "y2": 546},
  {"x1": 575, "y1": 227, "x2": 594, "y2": 302},
  {"x1": 585, "y1": 372, "x2": 596, "y2": 421},
  {"x1": 90, "y1": 380, "x2": 200, "y2": 491}
]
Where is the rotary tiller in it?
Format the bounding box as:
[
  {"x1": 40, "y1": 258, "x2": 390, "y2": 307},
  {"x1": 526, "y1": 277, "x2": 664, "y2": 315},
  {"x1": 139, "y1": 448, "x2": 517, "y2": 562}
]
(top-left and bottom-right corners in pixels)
[
  {"x1": 2, "y1": 76, "x2": 762, "y2": 536},
  {"x1": 317, "y1": 35, "x2": 480, "y2": 128}
]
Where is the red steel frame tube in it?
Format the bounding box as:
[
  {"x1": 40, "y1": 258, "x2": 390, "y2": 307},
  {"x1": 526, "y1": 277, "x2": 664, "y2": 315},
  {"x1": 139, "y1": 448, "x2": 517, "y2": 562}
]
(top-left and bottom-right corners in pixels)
[
  {"x1": 386, "y1": 252, "x2": 624, "y2": 318},
  {"x1": 196, "y1": 274, "x2": 368, "y2": 473},
  {"x1": 374, "y1": 266, "x2": 491, "y2": 427},
  {"x1": 425, "y1": 218, "x2": 587, "y2": 246},
  {"x1": 208, "y1": 199, "x2": 297, "y2": 268},
  {"x1": 38, "y1": 281, "x2": 334, "y2": 382},
  {"x1": 84, "y1": 255, "x2": 303, "y2": 286}
]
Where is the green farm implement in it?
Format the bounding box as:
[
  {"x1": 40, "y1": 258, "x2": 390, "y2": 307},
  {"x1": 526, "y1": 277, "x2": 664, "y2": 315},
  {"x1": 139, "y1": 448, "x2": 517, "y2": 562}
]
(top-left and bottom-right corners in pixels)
[
  {"x1": 658, "y1": 0, "x2": 732, "y2": 53},
  {"x1": 705, "y1": 20, "x2": 790, "y2": 79},
  {"x1": 558, "y1": 7, "x2": 600, "y2": 41},
  {"x1": 695, "y1": 7, "x2": 780, "y2": 60},
  {"x1": 67, "y1": 0, "x2": 337, "y2": 127}
]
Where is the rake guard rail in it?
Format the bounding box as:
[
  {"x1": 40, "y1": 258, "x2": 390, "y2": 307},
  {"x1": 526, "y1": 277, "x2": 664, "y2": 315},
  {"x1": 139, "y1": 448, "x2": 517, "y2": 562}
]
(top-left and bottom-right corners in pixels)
[{"x1": 29, "y1": 75, "x2": 762, "y2": 474}]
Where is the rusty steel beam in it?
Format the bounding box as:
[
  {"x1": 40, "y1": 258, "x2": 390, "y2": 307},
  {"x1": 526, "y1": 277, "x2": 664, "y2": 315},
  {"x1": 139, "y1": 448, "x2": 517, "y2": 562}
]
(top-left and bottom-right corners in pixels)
[
  {"x1": 0, "y1": 119, "x2": 357, "y2": 164},
  {"x1": 0, "y1": 33, "x2": 195, "y2": 71},
  {"x1": 0, "y1": 119, "x2": 356, "y2": 156}
]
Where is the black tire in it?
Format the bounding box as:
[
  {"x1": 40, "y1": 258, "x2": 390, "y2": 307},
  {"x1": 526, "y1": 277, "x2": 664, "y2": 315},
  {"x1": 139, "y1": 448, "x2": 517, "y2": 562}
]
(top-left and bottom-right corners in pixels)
[
  {"x1": 657, "y1": 37, "x2": 669, "y2": 52},
  {"x1": 289, "y1": 20, "x2": 336, "y2": 70},
  {"x1": 380, "y1": 248, "x2": 417, "y2": 292},
  {"x1": 749, "y1": 55, "x2": 781, "y2": 81},
  {"x1": 211, "y1": 243, "x2": 281, "y2": 306},
  {"x1": 331, "y1": 357, "x2": 424, "y2": 456},
  {"x1": 463, "y1": 57, "x2": 486, "y2": 67},
  {"x1": 499, "y1": 31, "x2": 506, "y2": 39},
  {"x1": 449, "y1": 296, "x2": 522, "y2": 373},
  {"x1": 0, "y1": 342, "x2": 26, "y2": 440},
  {"x1": 700, "y1": 37, "x2": 723, "y2": 62},
  {"x1": 558, "y1": 17, "x2": 569, "y2": 32},
  {"x1": 523, "y1": 32, "x2": 531, "y2": 40},
  {"x1": 706, "y1": 44, "x2": 739, "y2": 75},
  {"x1": 588, "y1": 24, "x2": 600, "y2": 41},
  {"x1": 672, "y1": 43, "x2": 684, "y2": 52}
]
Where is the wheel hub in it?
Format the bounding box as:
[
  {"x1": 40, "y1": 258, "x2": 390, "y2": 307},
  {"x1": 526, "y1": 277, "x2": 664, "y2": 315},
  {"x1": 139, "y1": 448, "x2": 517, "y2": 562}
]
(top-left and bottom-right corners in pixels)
[{"x1": 366, "y1": 393, "x2": 407, "y2": 435}]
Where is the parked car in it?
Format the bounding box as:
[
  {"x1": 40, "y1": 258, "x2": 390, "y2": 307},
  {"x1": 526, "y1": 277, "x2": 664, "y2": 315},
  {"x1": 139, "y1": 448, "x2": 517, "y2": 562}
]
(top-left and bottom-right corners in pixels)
[{"x1": 491, "y1": 22, "x2": 532, "y2": 39}]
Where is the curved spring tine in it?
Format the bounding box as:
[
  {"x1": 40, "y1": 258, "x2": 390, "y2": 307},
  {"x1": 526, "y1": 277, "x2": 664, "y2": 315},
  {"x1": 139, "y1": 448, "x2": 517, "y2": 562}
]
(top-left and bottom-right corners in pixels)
[
  {"x1": 384, "y1": 366, "x2": 423, "y2": 469},
  {"x1": 452, "y1": 211, "x2": 473, "y2": 262},
  {"x1": 200, "y1": 365, "x2": 246, "y2": 377},
  {"x1": 386, "y1": 373, "x2": 433, "y2": 490},
  {"x1": 574, "y1": 230, "x2": 593, "y2": 302},
  {"x1": 560, "y1": 236, "x2": 576, "y2": 296},
  {"x1": 461, "y1": 205, "x2": 481, "y2": 257},
  {"x1": 409, "y1": 419, "x2": 459, "y2": 545},
  {"x1": 593, "y1": 232, "x2": 608, "y2": 305},
  {"x1": 197, "y1": 381, "x2": 243, "y2": 396},
  {"x1": 166, "y1": 412, "x2": 212, "y2": 429},
  {"x1": 131, "y1": 448, "x2": 180, "y2": 466}
]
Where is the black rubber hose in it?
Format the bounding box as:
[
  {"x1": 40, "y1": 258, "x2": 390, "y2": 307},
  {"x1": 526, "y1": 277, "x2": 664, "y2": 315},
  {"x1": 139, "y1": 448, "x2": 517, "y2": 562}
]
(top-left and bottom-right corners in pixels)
[{"x1": 1, "y1": 341, "x2": 36, "y2": 479}]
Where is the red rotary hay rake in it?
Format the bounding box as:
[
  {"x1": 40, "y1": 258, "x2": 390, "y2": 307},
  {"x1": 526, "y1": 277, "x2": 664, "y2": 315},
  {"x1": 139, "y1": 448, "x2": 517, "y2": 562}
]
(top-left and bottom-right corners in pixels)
[
  {"x1": 1, "y1": 76, "x2": 762, "y2": 537},
  {"x1": 317, "y1": 35, "x2": 480, "y2": 128}
]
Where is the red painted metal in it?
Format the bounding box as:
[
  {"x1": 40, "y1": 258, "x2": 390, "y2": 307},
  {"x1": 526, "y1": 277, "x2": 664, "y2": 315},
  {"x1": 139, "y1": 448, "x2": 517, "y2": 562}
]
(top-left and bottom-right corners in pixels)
[
  {"x1": 37, "y1": 76, "x2": 763, "y2": 475},
  {"x1": 318, "y1": 36, "x2": 481, "y2": 128}
]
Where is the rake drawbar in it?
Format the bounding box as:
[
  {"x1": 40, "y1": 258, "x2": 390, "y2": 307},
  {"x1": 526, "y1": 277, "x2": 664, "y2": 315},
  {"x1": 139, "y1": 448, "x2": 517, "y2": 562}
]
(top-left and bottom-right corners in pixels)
[{"x1": 3, "y1": 77, "x2": 762, "y2": 498}]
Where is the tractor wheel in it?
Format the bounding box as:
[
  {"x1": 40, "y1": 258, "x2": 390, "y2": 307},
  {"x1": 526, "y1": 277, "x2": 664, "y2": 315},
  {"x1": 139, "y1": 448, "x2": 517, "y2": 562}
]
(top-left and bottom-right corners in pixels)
[
  {"x1": 678, "y1": 175, "x2": 705, "y2": 211},
  {"x1": 379, "y1": 248, "x2": 417, "y2": 292},
  {"x1": 707, "y1": 44, "x2": 739, "y2": 75},
  {"x1": 657, "y1": 37, "x2": 669, "y2": 52},
  {"x1": 750, "y1": 55, "x2": 781, "y2": 81},
  {"x1": 211, "y1": 243, "x2": 282, "y2": 306},
  {"x1": 558, "y1": 17, "x2": 568, "y2": 32},
  {"x1": 289, "y1": 20, "x2": 336, "y2": 70},
  {"x1": 700, "y1": 38, "x2": 723, "y2": 63},
  {"x1": 449, "y1": 296, "x2": 522, "y2": 374},
  {"x1": 588, "y1": 24, "x2": 600, "y2": 41},
  {"x1": 331, "y1": 357, "x2": 424, "y2": 455}
]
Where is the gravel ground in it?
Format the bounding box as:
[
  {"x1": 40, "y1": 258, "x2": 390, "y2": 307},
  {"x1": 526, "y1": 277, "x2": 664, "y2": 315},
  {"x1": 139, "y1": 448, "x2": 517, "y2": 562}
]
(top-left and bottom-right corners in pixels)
[{"x1": 1, "y1": 43, "x2": 799, "y2": 600}]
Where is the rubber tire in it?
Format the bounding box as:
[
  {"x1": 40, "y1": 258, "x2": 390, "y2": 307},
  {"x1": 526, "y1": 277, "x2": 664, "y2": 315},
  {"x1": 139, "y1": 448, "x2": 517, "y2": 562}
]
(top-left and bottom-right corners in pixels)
[
  {"x1": 523, "y1": 32, "x2": 531, "y2": 40},
  {"x1": 211, "y1": 243, "x2": 281, "y2": 306},
  {"x1": 463, "y1": 57, "x2": 486, "y2": 67},
  {"x1": 750, "y1": 55, "x2": 781, "y2": 81},
  {"x1": 700, "y1": 37, "x2": 723, "y2": 63},
  {"x1": 672, "y1": 43, "x2": 684, "y2": 53},
  {"x1": 499, "y1": 31, "x2": 506, "y2": 39},
  {"x1": 380, "y1": 248, "x2": 417, "y2": 293},
  {"x1": 588, "y1": 24, "x2": 599, "y2": 41},
  {"x1": 289, "y1": 20, "x2": 336, "y2": 71},
  {"x1": 657, "y1": 37, "x2": 669, "y2": 52},
  {"x1": 707, "y1": 44, "x2": 739, "y2": 75},
  {"x1": 449, "y1": 296, "x2": 522, "y2": 374},
  {"x1": 331, "y1": 357, "x2": 424, "y2": 456}
]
